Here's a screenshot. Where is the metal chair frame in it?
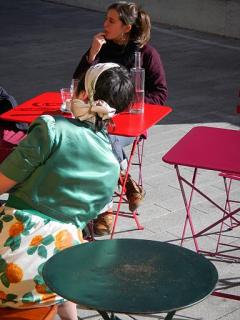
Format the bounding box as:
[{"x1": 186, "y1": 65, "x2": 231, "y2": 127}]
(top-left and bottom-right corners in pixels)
[{"x1": 214, "y1": 172, "x2": 240, "y2": 259}]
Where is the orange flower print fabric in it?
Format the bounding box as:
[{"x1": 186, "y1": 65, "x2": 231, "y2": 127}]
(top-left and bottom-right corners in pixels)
[
  {"x1": 5, "y1": 262, "x2": 23, "y2": 284},
  {"x1": 9, "y1": 221, "x2": 24, "y2": 237},
  {"x1": 0, "y1": 205, "x2": 83, "y2": 308},
  {"x1": 54, "y1": 230, "x2": 74, "y2": 252}
]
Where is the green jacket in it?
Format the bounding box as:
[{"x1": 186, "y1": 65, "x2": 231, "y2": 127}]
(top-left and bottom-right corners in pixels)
[{"x1": 0, "y1": 115, "x2": 119, "y2": 229}]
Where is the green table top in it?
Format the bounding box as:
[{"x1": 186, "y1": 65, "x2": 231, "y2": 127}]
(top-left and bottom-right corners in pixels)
[{"x1": 43, "y1": 239, "x2": 218, "y2": 314}]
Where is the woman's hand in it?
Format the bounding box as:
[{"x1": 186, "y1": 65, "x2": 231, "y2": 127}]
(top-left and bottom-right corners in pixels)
[{"x1": 88, "y1": 32, "x2": 106, "y2": 63}]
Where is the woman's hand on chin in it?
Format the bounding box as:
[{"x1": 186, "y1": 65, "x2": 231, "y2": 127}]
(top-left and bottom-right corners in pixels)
[{"x1": 88, "y1": 32, "x2": 106, "y2": 63}]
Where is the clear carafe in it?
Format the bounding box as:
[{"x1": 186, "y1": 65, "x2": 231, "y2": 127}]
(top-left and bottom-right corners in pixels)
[{"x1": 130, "y1": 51, "x2": 145, "y2": 114}]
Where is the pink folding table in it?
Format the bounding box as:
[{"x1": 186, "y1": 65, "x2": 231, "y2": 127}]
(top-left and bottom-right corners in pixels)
[
  {"x1": 162, "y1": 126, "x2": 240, "y2": 301},
  {"x1": 0, "y1": 92, "x2": 172, "y2": 238}
]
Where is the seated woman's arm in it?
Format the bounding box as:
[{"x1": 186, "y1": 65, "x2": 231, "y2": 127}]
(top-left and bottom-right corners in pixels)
[
  {"x1": 73, "y1": 48, "x2": 101, "y2": 79},
  {"x1": 0, "y1": 171, "x2": 17, "y2": 194},
  {"x1": 73, "y1": 50, "x2": 92, "y2": 79},
  {"x1": 73, "y1": 33, "x2": 105, "y2": 79},
  {"x1": 0, "y1": 116, "x2": 55, "y2": 195},
  {"x1": 142, "y1": 44, "x2": 168, "y2": 105}
]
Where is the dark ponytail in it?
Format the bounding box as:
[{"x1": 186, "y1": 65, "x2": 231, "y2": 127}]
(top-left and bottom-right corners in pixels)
[{"x1": 133, "y1": 9, "x2": 151, "y2": 46}]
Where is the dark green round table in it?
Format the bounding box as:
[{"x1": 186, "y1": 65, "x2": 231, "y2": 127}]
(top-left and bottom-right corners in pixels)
[{"x1": 42, "y1": 239, "x2": 218, "y2": 320}]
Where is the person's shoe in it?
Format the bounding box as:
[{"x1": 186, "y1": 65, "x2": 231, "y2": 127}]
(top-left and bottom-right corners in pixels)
[
  {"x1": 93, "y1": 209, "x2": 113, "y2": 236},
  {"x1": 124, "y1": 175, "x2": 146, "y2": 212}
]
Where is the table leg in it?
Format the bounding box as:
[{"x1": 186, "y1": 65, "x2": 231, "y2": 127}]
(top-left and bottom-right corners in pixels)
[
  {"x1": 134, "y1": 137, "x2": 144, "y2": 186},
  {"x1": 98, "y1": 311, "x2": 176, "y2": 320},
  {"x1": 97, "y1": 310, "x2": 110, "y2": 320},
  {"x1": 164, "y1": 311, "x2": 176, "y2": 320},
  {"x1": 110, "y1": 314, "x2": 122, "y2": 320},
  {"x1": 175, "y1": 165, "x2": 240, "y2": 259},
  {"x1": 175, "y1": 165, "x2": 199, "y2": 251},
  {"x1": 111, "y1": 136, "x2": 144, "y2": 239},
  {"x1": 97, "y1": 310, "x2": 122, "y2": 320}
]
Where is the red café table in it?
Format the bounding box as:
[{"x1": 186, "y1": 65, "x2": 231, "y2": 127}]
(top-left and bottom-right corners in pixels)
[
  {"x1": 0, "y1": 92, "x2": 172, "y2": 237},
  {"x1": 0, "y1": 92, "x2": 171, "y2": 135},
  {"x1": 162, "y1": 126, "x2": 240, "y2": 301}
]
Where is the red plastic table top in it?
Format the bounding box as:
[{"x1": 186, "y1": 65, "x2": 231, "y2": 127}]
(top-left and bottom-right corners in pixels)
[
  {"x1": 163, "y1": 126, "x2": 240, "y2": 174},
  {"x1": 0, "y1": 92, "x2": 172, "y2": 137}
]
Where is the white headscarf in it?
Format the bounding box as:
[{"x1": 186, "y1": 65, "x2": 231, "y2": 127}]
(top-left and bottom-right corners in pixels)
[{"x1": 71, "y1": 63, "x2": 119, "y2": 123}]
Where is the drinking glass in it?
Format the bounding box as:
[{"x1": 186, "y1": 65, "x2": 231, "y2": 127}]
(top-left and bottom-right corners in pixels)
[
  {"x1": 70, "y1": 79, "x2": 80, "y2": 97},
  {"x1": 60, "y1": 88, "x2": 72, "y2": 112}
]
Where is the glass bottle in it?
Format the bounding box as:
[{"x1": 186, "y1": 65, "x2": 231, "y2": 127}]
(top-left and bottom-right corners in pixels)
[{"x1": 130, "y1": 51, "x2": 145, "y2": 113}]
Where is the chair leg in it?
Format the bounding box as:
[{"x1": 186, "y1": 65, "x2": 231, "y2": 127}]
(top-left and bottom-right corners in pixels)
[
  {"x1": 86, "y1": 221, "x2": 95, "y2": 241},
  {"x1": 215, "y1": 175, "x2": 240, "y2": 257}
]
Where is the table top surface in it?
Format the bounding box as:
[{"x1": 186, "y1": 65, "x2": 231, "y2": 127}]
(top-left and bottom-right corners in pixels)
[
  {"x1": 43, "y1": 239, "x2": 218, "y2": 315},
  {"x1": 0, "y1": 92, "x2": 172, "y2": 137},
  {"x1": 163, "y1": 126, "x2": 240, "y2": 174}
]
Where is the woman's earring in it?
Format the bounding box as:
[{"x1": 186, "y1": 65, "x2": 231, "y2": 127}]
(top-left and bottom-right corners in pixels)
[{"x1": 121, "y1": 33, "x2": 126, "y2": 44}]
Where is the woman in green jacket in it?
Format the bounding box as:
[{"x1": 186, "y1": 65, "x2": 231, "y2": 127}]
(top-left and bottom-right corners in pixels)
[{"x1": 0, "y1": 63, "x2": 133, "y2": 319}]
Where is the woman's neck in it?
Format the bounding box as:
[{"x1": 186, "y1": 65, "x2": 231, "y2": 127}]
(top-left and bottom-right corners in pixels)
[{"x1": 112, "y1": 34, "x2": 129, "y2": 46}]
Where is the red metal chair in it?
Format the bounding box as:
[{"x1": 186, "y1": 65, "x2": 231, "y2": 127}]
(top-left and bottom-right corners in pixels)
[
  {"x1": 0, "y1": 305, "x2": 57, "y2": 320},
  {"x1": 236, "y1": 89, "x2": 240, "y2": 114},
  {"x1": 215, "y1": 92, "x2": 240, "y2": 258},
  {"x1": 0, "y1": 128, "x2": 26, "y2": 163},
  {"x1": 215, "y1": 172, "x2": 240, "y2": 259}
]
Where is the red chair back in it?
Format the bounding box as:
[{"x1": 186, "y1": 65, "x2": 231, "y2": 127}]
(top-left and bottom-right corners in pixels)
[{"x1": 237, "y1": 89, "x2": 240, "y2": 113}]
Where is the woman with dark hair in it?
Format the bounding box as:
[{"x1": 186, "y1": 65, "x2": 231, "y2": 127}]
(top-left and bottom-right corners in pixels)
[
  {"x1": 73, "y1": 1, "x2": 168, "y2": 235},
  {"x1": 0, "y1": 63, "x2": 133, "y2": 320},
  {"x1": 73, "y1": 1, "x2": 168, "y2": 105}
]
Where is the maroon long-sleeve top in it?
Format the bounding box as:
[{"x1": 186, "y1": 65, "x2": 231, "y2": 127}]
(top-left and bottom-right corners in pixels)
[{"x1": 73, "y1": 41, "x2": 168, "y2": 105}]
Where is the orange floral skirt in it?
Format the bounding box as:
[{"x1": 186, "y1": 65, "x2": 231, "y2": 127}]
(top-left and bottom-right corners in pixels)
[{"x1": 0, "y1": 205, "x2": 83, "y2": 308}]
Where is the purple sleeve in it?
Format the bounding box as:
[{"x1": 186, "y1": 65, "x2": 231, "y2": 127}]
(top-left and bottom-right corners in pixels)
[{"x1": 142, "y1": 45, "x2": 168, "y2": 105}]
